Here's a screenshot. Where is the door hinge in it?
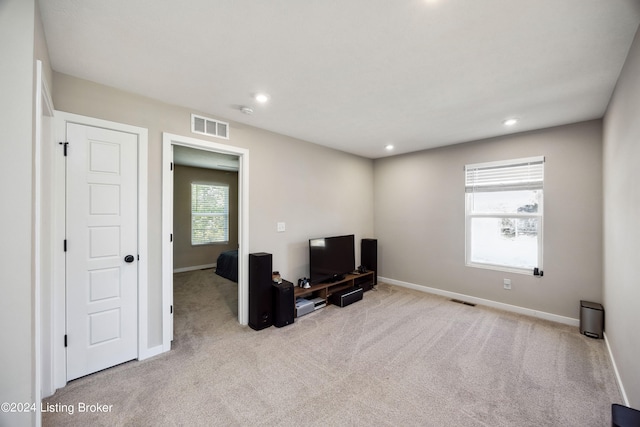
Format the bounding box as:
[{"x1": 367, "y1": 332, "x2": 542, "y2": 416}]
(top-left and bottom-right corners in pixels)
[
  {"x1": 63, "y1": 239, "x2": 67, "y2": 252},
  {"x1": 170, "y1": 305, "x2": 173, "y2": 314},
  {"x1": 64, "y1": 334, "x2": 67, "y2": 347},
  {"x1": 170, "y1": 162, "x2": 173, "y2": 171},
  {"x1": 170, "y1": 233, "x2": 173, "y2": 242},
  {"x1": 59, "y1": 141, "x2": 69, "y2": 156}
]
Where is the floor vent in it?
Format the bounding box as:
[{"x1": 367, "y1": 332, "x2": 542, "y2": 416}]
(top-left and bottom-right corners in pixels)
[
  {"x1": 191, "y1": 114, "x2": 229, "y2": 139},
  {"x1": 451, "y1": 299, "x2": 476, "y2": 307}
]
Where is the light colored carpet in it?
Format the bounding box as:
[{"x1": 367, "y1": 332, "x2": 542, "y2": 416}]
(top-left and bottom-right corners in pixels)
[{"x1": 43, "y1": 269, "x2": 622, "y2": 426}]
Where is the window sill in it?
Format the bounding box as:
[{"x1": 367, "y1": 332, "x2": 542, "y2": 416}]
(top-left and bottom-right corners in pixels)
[
  {"x1": 191, "y1": 242, "x2": 230, "y2": 247},
  {"x1": 466, "y1": 262, "x2": 536, "y2": 276}
]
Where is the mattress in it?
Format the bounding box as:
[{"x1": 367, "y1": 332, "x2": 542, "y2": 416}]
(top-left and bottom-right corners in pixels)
[{"x1": 215, "y1": 249, "x2": 238, "y2": 282}]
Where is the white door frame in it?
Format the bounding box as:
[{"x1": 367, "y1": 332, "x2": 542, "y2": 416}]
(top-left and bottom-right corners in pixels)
[
  {"x1": 52, "y1": 111, "x2": 149, "y2": 390},
  {"x1": 161, "y1": 132, "x2": 249, "y2": 350}
]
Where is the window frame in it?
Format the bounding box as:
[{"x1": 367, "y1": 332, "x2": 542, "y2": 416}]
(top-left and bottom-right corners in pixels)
[
  {"x1": 190, "y1": 181, "x2": 230, "y2": 246},
  {"x1": 464, "y1": 156, "x2": 544, "y2": 275}
]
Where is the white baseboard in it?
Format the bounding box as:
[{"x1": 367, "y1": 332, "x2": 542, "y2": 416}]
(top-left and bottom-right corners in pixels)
[
  {"x1": 604, "y1": 332, "x2": 629, "y2": 406},
  {"x1": 379, "y1": 276, "x2": 579, "y2": 327},
  {"x1": 173, "y1": 263, "x2": 216, "y2": 273},
  {"x1": 139, "y1": 344, "x2": 166, "y2": 361}
]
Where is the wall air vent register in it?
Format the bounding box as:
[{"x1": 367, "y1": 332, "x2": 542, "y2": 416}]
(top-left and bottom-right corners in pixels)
[{"x1": 191, "y1": 114, "x2": 229, "y2": 139}]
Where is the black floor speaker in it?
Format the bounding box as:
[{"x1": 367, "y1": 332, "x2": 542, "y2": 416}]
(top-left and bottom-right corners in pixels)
[
  {"x1": 249, "y1": 252, "x2": 273, "y2": 330},
  {"x1": 272, "y1": 280, "x2": 294, "y2": 327},
  {"x1": 361, "y1": 238, "x2": 377, "y2": 285}
]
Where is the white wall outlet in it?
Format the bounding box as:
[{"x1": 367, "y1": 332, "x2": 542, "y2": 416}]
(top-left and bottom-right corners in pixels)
[
  {"x1": 503, "y1": 278, "x2": 512, "y2": 290},
  {"x1": 277, "y1": 222, "x2": 286, "y2": 232}
]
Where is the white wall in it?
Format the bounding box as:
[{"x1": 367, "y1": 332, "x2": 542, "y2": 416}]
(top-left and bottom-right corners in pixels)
[
  {"x1": 51, "y1": 73, "x2": 375, "y2": 348},
  {"x1": 0, "y1": 0, "x2": 36, "y2": 426},
  {"x1": 34, "y1": 0, "x2": 55, "y2": 402},
  {"x1": 373, "y1": 120, "x2": 603, "y2": 320},
  {"x1": 603, "y1": 25, "x2": 640, "y2": 408}
]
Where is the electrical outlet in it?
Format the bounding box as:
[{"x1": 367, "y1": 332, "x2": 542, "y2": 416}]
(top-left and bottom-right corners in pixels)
[
  {"x1": 503, "y1": 279, "x2": 512, "y2": 290},
  {"x1": 277, "y1": 222, "x2": 286, "y2": 232}
]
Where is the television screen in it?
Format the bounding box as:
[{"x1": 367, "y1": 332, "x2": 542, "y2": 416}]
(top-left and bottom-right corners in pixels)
[{"x1": 309, "y1": 234, "x2": 355, "y2": 284}]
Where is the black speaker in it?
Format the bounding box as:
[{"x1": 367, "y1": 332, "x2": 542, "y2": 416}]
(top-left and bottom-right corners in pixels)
[
  {"x1": 361, "y1": 238, "x2": 377, "y2": 285},
  {"x1": 329, "y1": 286, "x2": 363, "y2": 307},
  {"x1": 272, "y1": 280, "x2": 294, "y2": 327},
  {"x1": 249, "y1": 252, "x2": 273, "y2": 330}
]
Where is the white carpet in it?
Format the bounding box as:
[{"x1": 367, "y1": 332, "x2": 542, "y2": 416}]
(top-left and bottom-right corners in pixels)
[{"x1": 43, "y1": 269, "x2": 622, "y2": 426}]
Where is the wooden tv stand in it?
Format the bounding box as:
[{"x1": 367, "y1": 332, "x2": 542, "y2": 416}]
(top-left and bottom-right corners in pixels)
[{"x1": 294, "y1": 271, "x2": 375, "y2": 307}]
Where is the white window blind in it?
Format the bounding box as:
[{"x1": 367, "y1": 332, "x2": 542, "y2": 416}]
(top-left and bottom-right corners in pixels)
[
  {"x1": 465, "y1": 156, "x2": 544, "y2": 193},
  {"x1": 191, "y1": 183, "x2": 229, "y2": 245}
]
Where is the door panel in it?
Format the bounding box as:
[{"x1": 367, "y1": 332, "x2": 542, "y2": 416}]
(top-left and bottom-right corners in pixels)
[{"x1": 66, "y1": 123, "x2": 138, "y2": 381}]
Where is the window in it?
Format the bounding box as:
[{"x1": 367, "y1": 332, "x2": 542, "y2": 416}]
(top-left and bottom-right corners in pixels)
[
  {"x1": 191, "y1": 183, "x2": 229, "y2": 245},
  {"x1": 465, "y1": 156, "x2": 544, "y2": 274}
]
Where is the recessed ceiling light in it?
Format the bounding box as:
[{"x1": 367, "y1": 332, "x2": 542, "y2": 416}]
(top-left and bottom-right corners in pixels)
[
  {"x1": 503, "y1": 118, "x2": 518, "y2": 126},
  {"x1": 254, "y1": 93, "x2": 269, "y2": 103},
  {"x1": 385, "y1": 144, "x2": 394, "y2": 151}
]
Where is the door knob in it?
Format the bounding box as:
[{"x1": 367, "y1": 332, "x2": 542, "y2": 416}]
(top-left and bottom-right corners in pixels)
[{"x1": 124, "y1": 255, "x2": 135, "y2": 263}]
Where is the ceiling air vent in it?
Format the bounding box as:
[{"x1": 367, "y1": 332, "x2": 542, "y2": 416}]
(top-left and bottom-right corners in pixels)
[{"x1": 191, "y1": 114, "x2": 229, "y2": 139}]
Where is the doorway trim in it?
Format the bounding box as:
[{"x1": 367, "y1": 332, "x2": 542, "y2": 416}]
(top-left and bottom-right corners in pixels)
[
  {"x1": 161, "y1": 133, "x2": 249, "y2": 351},
  {"x1": 52, "y1": 111, "x2": 148, "y2": 390},
  {"x1": 35, "y1": 60, "x2": 54, "y2": 405}
]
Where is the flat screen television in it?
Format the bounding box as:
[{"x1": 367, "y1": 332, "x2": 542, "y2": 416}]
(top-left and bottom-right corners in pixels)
[{"x1": 309, "y1": 234, "x2": 355, "y2": 284}]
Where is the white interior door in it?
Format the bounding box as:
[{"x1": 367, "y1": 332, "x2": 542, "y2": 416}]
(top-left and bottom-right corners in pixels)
[{"x1": 65, "y1": 123, "x2": 138, "y2": 381}]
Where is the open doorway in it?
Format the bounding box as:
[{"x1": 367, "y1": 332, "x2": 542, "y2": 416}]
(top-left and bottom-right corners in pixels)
[
  {"x1": 161, "y1": 133, "x2": 249, "y2": 352},
  {"x1": 172, "y1": 147, "x2": 239, "y2": 275},
  {"x1": 173, "y1": 147, "x2": 239, "y2": 321}
]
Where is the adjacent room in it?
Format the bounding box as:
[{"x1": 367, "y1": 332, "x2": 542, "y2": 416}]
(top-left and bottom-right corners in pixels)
[{"x1": 2, "y1": 0, "x2": 640, "y2": 426}]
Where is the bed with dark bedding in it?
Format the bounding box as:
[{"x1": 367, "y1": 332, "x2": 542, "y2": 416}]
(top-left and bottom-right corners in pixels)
[{"x1": 215, "y1": 249, "x2": 238, "y2": 282}]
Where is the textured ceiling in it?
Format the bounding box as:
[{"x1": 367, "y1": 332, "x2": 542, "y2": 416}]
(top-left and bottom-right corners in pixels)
[{"x1": 39, "y1": 0, "x2": 640, "y2": 158}]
